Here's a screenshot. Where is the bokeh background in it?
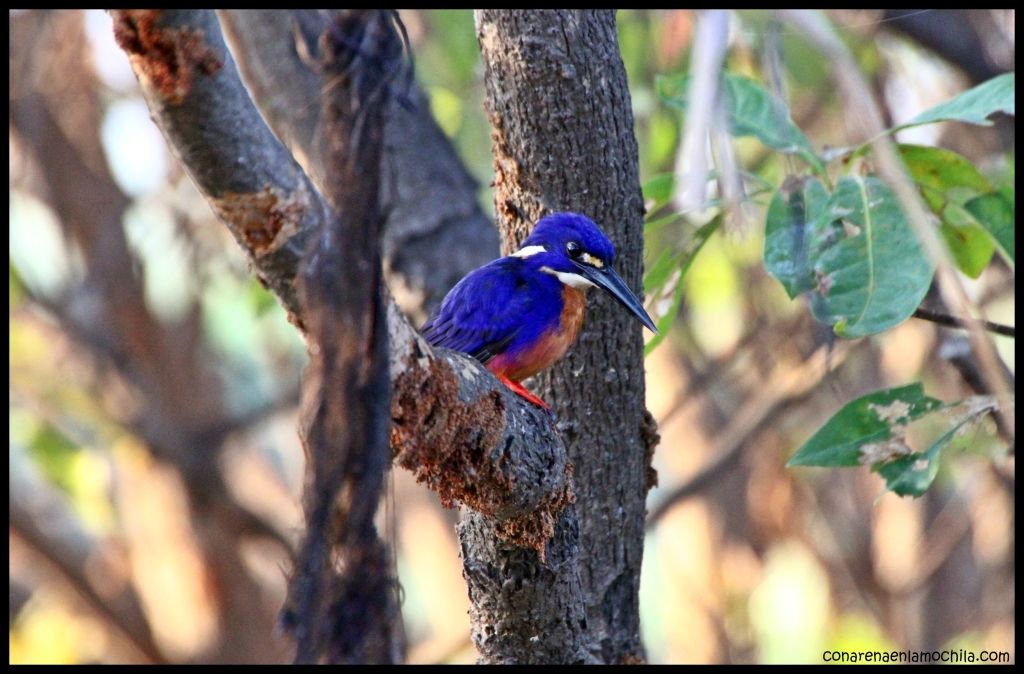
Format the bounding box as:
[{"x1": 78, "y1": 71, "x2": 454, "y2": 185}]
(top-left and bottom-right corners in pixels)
[{"x1": 9, "y1": 9, "x2": 1015, "y2": 664}]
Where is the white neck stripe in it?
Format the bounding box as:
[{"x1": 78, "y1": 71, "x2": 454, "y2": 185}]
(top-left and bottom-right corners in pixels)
[{"x1": 511, "y1": 245, "x2": 547, "y2": 259}]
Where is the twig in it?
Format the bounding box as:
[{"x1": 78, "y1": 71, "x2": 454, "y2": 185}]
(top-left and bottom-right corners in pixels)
[{"x1": 913, "y1": 307, "x2": 1015, "y2": 338}]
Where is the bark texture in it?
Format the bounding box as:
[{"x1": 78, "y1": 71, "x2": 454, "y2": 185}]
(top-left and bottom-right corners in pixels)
[{"x1": 470, "y1": 10, "x2": 655, "y2": 664}]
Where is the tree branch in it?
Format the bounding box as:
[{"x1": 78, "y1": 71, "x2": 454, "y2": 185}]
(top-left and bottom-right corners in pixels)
[
  {"x1": 112, "y1": 7, "x2": 576, "y2": 597},
  {"x1": 283, "y1": 11, "x2": 399, "y2": 663},
  {"x1": 881, "y1": 10, "x2": 1014, "y2": 85},
  {"x1": 111, "y1": 9, "x2": 329, "y2": 327},
  {"x1": 217, "y1": 10, "x2": 500, "y2": 321}
]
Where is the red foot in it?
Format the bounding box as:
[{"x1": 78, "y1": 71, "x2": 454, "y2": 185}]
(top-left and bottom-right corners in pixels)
[{"x1": 496, "y1": 375, "x2": 550, "y2": 410}]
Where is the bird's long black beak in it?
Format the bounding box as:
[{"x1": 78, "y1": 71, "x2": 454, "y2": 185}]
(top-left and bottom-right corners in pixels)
[{"x1": 578, "y1": 264, "x2": 658, "y2": 334}]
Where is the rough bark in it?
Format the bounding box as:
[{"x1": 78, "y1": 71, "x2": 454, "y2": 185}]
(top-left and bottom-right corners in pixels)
[
  {"x1": 470, "y1": 10, "x2": 654, "y2": 664},
  {"x1": 217, "y1": 10, "x2": 499, "y2": 322}
]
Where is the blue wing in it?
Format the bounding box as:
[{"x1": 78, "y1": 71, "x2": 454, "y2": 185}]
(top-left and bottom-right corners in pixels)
[{"x1": 421, "y1": 258, "x2": 560, "y2": 364}]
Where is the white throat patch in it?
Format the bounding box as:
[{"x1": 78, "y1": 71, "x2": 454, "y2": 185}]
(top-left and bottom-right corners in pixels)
[
  {"x1": 540, "y1": 266, "x2": 596, "y2": 289},
  {"x1": 511, "y1": 245, "x2": 547, "y2": 259}
]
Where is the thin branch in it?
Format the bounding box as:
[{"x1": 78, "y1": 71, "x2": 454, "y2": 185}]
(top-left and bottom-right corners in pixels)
[{"x1": 913, "y1": 307, "x2": 1015, "y2": 338}]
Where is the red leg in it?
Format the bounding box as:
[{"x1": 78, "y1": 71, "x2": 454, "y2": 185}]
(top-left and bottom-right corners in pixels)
[{"x1": 496, "y1": 375, "x2": 550, "y2": 410}]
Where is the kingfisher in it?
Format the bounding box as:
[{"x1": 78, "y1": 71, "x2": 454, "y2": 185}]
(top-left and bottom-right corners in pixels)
[{"x1": 421, "y1": 212, "x2": 657, "y2": 410}]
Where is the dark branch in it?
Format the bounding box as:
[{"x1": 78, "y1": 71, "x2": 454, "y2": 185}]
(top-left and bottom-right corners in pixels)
[
  {"x1": 881, "y1": 10, "x2": 1014, "y2": 85},
  {"x1": 914, "y1": 307, "x2": 1015, "y2": 339},
  {"x1": 285, "y1": 10, "x2": 400, "y2": 663}
]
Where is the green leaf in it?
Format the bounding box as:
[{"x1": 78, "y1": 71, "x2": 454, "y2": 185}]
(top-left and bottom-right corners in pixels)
[
  {"x1": 874, "y1": 417, "x2": 958, "y2": 497},
  {"x1": 787, "y1": 384, "x2": 946, "y2": 468},
  {"x1": 899, "y1": 144, "x2": 993, "y2": 197},
  {"x1": 874, "y1": 400, "x2": 997, "y2": 497},
  {"x1": 898, "y1": 144, "x2": 997, "y2": 277},
  {"x1": 764, "y1": 176, "x2": 830, "y2": 298},
  {"x1": 644, "y1": 217, "x2": 721, "y2": 357},
  {"x1": 842, "y1": 75, "x2": 1017, "y2": 162},
  {"x1": 938, "y1": 201, "x2": 997, "y2": 278},
  {"x1": 643, "y1": 173, "x2": 676, "y2": 216},
  {"x1": 900, "y1": 72, "x2": 1015, "y2": 131},
  {"x1": 808, "y1": 175, "x2": 935, "y2": 338},
  {"x1": 657, "y1": 72, "x2": 823, "y2": 174},
  {"x1": 720, "y1": 74, "x2": 821, "y2": 171},
  {"x1": 965, "y1": 192, "x2": 1015, "y2": 265}
]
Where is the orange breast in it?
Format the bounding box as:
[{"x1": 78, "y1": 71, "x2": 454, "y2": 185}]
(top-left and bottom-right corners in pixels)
[{"x1": 489, "y1": 286, "x2": 587, "y2": 382}]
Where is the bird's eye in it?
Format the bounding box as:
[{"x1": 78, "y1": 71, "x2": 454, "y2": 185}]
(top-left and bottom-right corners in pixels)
[{"x1": 566, "y1": 241, "x2": 582, "y2": 259}]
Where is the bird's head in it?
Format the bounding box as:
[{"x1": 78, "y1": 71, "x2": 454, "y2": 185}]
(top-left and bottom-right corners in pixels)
[{"x1": 513, "y1": 212, "x2": 657, "y2": 333}]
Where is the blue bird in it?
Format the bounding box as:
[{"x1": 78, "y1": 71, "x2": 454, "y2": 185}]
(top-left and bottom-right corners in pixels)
[{"x1": 421, "y1": 212, "x2": 657, "y2": 409}]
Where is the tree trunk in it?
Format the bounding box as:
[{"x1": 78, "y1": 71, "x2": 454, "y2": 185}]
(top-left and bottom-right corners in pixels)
[
  {"x1": 467, "y1": 10, "x2": 656, "y2": 664},
  {"x1": 113, "y1": 8, "x2": 647, "y2": 663}
]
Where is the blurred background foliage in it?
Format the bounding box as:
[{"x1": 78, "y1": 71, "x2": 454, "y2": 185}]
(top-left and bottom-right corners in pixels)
[{"x1": 9, "y1": 9, "x2": 1015, "y2": 664}]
